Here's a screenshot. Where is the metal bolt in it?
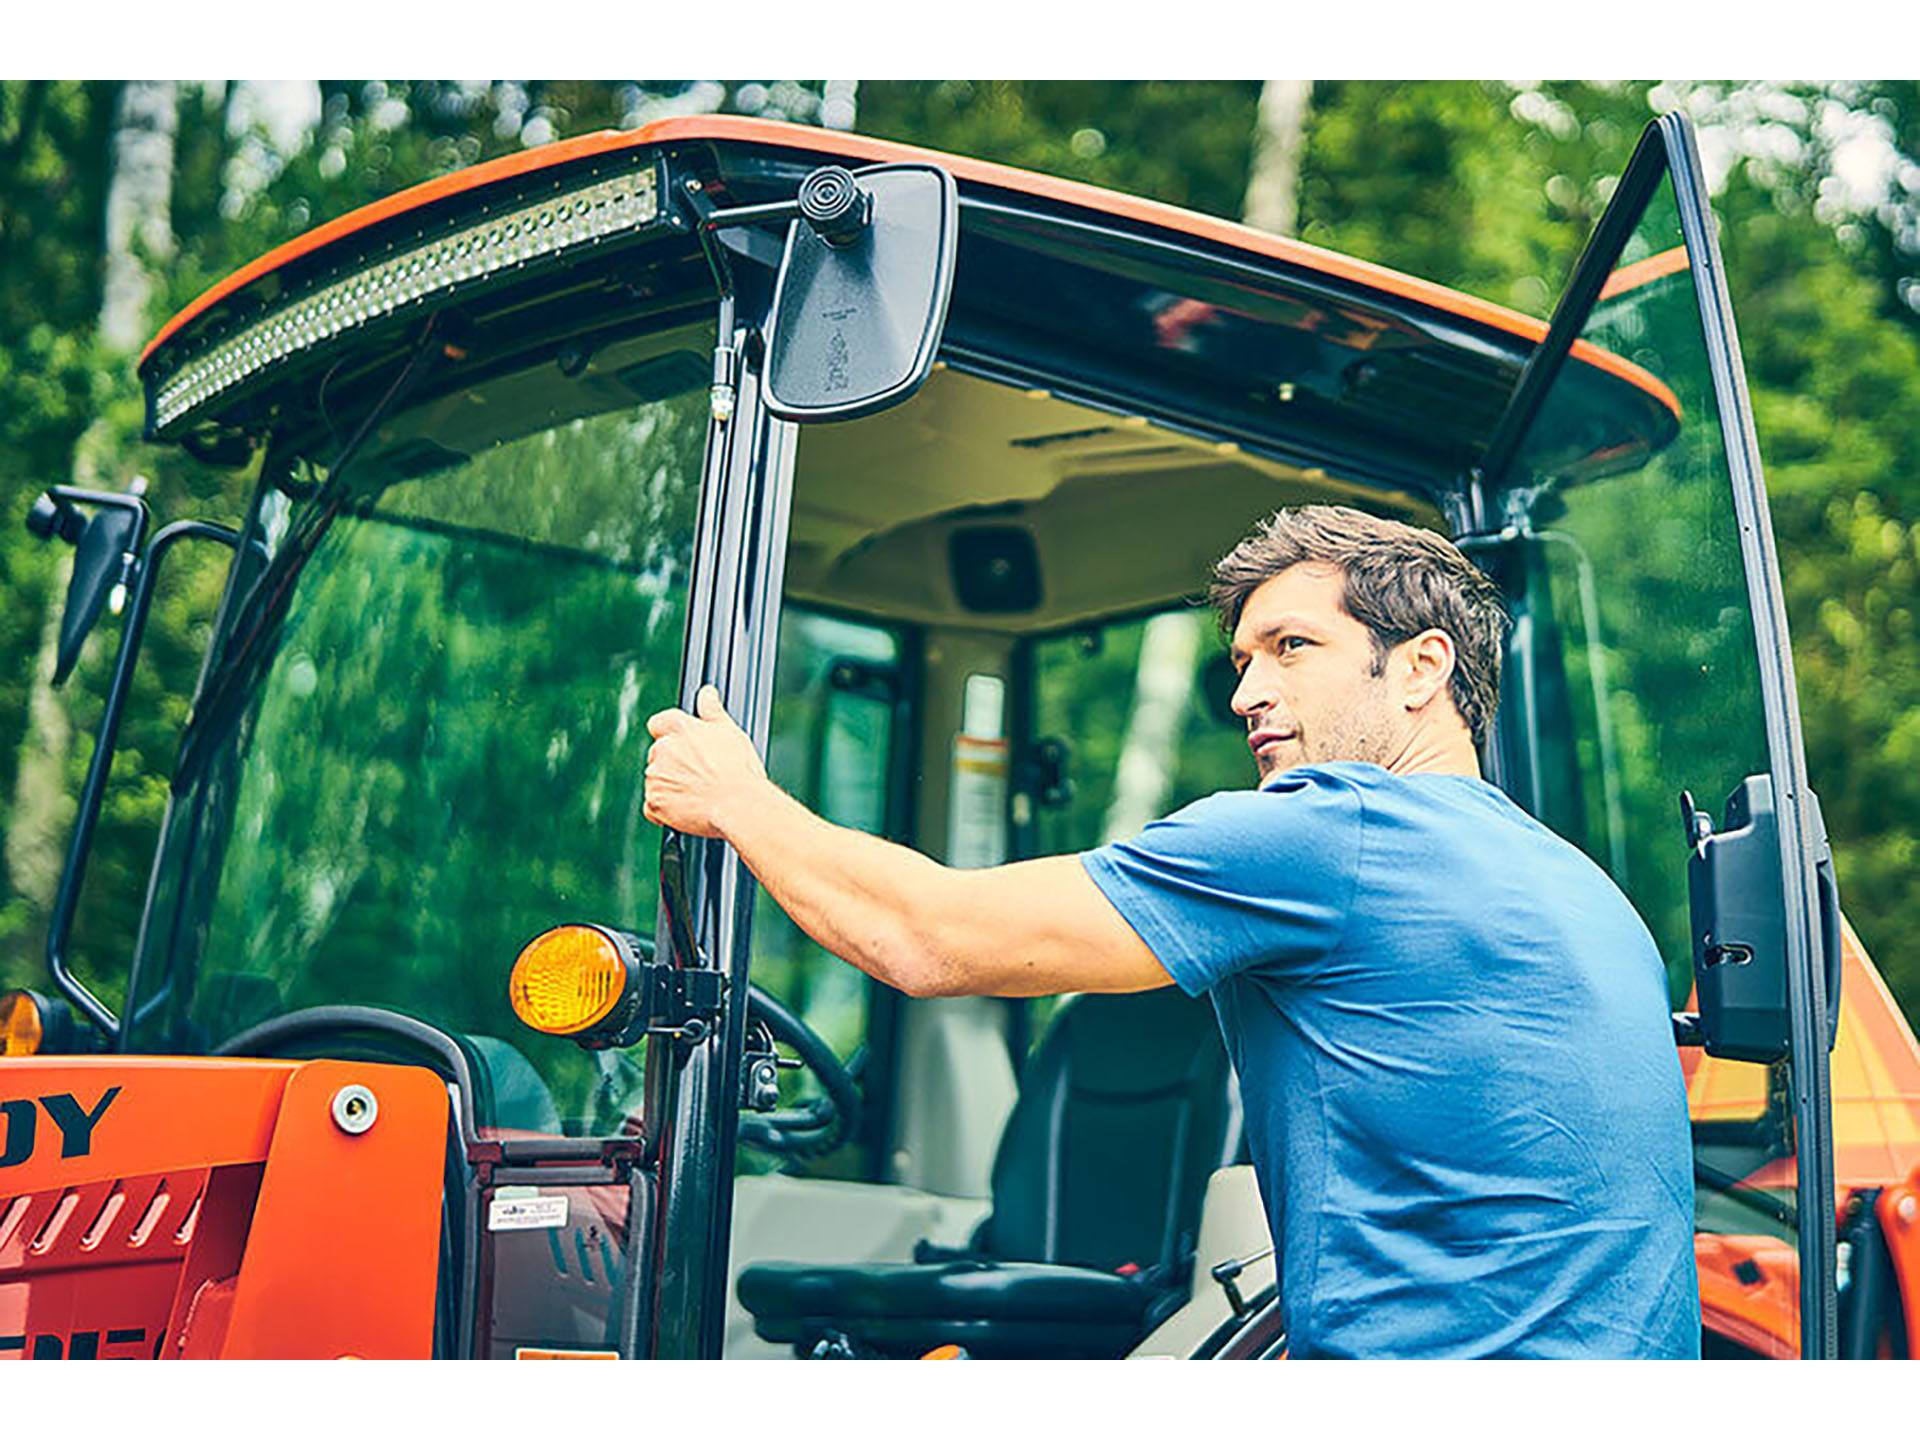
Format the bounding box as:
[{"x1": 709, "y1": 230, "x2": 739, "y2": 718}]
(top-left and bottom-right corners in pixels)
[
  {"x1": 1899, "y1": 1194, "x2": 1918, "y2": 1226},
  {"x1": 330, "y1": 1083, "x2": 379, "y2": 1135}
]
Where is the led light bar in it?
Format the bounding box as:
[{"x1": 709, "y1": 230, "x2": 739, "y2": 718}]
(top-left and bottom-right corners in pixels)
[{"x1": 152, "y1": 165, "x2": 661, "y2": 432}]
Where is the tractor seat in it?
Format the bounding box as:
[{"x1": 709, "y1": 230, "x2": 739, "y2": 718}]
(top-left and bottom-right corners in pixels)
[{"x1": 738, "y1": 986, "x2": 1241, "y2": 1358}]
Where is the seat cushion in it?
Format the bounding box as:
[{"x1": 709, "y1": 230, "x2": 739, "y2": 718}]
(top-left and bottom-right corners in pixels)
[{"x1": 738, "y1": 1259, "x2": 1158, "y2": 1358}]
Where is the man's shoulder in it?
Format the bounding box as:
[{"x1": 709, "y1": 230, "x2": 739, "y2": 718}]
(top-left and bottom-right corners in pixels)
[
  {"x1": 1171, "y1": 765, "x2": 1367, "y2": 831},
  {"x1": 1090, "y1": 767, "x2": 1367, "y2": 887}
]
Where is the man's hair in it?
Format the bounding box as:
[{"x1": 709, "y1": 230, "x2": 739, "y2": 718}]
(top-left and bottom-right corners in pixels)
[{"x1": 1208, "y1": 505, "x2": 1510, "y2": 746}]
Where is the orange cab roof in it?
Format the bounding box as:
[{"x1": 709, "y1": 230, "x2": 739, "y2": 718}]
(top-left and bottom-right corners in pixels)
[{"x1": 143, "y1": 115, "x2": 1570, "y2": 374}]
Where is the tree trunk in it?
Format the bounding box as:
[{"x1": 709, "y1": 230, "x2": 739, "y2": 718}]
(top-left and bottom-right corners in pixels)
[
  {"x1": 99, "y1": 80, "x2": 180, "y2": 353},
  {"x1": 821, "y1": 81, "x2": 858, "y2": 131},
  {"x1": 1100, "y1": 613, "x2": 1207, "y2": 843},
  {"x1": 6, "y1": 81, "x2": 178, "y2": 917},
  {"x1": 1242, "y1": 80, "x2": 1314, "y2": 238},
  {"x1": 1098, "y1": 81, "x2": 1313, "y2": 845}
]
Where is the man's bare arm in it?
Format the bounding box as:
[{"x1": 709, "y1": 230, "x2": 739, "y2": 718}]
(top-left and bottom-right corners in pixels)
[{"x1": 643, "y1": 688, "x2": 1172, "y2": 998}]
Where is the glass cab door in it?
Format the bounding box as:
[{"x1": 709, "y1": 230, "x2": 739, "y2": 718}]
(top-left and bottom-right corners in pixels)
[{"x1": 1478, "y1": 113, "x2": 1837, "y2": 1357}]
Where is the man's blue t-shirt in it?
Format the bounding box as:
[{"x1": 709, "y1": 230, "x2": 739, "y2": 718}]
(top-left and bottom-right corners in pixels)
[{"x1": 1081, "y1": 763, "x2": 1699, "y2": 1358}]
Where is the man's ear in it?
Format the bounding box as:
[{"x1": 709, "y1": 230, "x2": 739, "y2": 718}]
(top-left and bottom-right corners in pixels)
[{"x1": 1399, "y1": 629, "x2": 1457, "y2": 713}]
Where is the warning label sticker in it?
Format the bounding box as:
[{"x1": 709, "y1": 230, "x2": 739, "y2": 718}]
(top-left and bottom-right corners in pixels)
[{"x1": 488, "y1": 1193, "x2": 569, "y2": 1231}]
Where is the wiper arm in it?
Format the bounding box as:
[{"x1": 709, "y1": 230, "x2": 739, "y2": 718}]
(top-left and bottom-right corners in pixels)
[
  {"x1": 1695, "y1": 1156, "x2": 1797, "y2": 1229},
  {"x1": 175, "y1": 319, "x2": 462, "y2": 785}
]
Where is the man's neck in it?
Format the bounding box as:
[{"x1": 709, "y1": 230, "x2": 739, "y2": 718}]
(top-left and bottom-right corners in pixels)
[{"x1": 1382, "y1": 726, "x2": 1482, "y2": 779}]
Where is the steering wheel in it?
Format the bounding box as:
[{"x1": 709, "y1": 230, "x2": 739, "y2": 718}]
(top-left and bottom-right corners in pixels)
[
  {"x1": 214, "y1": 994, "x2": 859, "y2": 1157},
  {"x1": 737, "y1": 982, "x2": 863, "y2": 1159},
  {"x1": 211, "y1": 1004, "x2": 484, "y2": 1142}
]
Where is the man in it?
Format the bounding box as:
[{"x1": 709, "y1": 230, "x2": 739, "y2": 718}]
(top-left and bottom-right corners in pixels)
[{"x1": 643, "y1": 504, "x2": 1699, "y2": 1359}]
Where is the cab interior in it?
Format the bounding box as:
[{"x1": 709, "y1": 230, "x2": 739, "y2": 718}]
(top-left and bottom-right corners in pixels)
[{"x1": 724, "y1": 365, "x2": 1442, "y2": 1357}]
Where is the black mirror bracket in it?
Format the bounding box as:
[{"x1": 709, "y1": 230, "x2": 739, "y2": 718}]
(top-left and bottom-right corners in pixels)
[
  {"x1": 1679, "y1": 776, "x2": 1842, "y2": 1062},
  {"x1": 682, "y1": 178, "x2": 776, "y2": 427},
  {"x1": 42, "y1": 516, "x2": 241, "y2": 1041},
  {"x1": 682, "y1": 174, "x2": 822, "y2": 429},
  {"x1": 1683, "y1": 775, "x2": 1793, "y2": 1065},
  {"x1": 27, "y1": 485, "x2": 146, "y2": 546}
]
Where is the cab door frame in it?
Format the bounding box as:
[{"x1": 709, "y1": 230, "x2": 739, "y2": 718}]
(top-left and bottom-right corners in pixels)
[
  {"x1": 641, "y1": 329, "x2": 801, "y2": 1358},
  {"x1": 1475, "y1": 111, "x2": 1838, "y2": 1357}
]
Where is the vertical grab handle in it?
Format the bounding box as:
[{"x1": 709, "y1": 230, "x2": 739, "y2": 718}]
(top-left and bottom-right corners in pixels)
[
  {"x1": 1807, "y1": 790, "x2": 1841, "y2": 1052},
  {"x1": 1815, "y1": 847, "x2": 1842, "y2": 1052},
  {"x1": 1797, "y1": 794, "x2": 1843, "y2": 1052},
  {"x1": 657, "y1": 829, "x2": 703, "y2": 970}
]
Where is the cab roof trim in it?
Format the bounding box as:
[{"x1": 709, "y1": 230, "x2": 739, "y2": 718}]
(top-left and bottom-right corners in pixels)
[{"x1": 141, "y1": 115, "x2": 1568, "y2": 375}]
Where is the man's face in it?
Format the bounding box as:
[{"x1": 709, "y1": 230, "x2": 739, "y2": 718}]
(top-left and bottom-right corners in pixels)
[{"x1": 1228, "y1": 563, "x2": 1405, "y2": 782}]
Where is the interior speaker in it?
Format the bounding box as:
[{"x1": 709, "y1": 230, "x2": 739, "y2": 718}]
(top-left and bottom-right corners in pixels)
[{"x1": 949, "y1": 526, "x2": 1042, "y2": 614}]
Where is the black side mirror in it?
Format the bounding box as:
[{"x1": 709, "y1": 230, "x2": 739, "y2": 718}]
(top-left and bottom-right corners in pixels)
[
  {"x1": 26, "y1": 505, "x2": 239, "y2": 1042},
  {"x1": 55, "y1": 507, "x2": 143, "y2": 685},
  {"x1": 26, "y1": 488, "x2": 149, "y2": 687},
  {"x1": 762, "y1": 164, "x2": 959, "y2": 423}
]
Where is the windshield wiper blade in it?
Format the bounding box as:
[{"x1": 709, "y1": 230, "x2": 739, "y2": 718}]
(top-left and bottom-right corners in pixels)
[
  {"x1": 175, "y1": 320, "x2": 461, "y2": 785},
  {"x1": 1695, "y1": 1156, "x2": 1797, "y2": 1229}
]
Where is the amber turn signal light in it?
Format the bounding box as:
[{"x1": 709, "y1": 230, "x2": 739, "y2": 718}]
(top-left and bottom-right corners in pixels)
[
  {"x1": 2, "y1": 990, "x2": 48, "y2": 1057},
  {"x1": 508, "y1": 925, "x2": 637, "y2": 1039}
]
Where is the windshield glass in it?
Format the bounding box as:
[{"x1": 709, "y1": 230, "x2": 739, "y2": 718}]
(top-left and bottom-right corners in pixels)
[{"x1": 127, "y1": 321, "x2": 713, "y2": 1136}]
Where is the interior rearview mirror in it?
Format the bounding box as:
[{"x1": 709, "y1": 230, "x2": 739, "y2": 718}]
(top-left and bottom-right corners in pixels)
[{"x1": 762, "y1": 163, "x2": 959, "y2": 423}]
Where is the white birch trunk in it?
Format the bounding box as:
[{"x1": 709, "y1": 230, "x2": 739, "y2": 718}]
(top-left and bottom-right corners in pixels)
[
  {"x1": 1098, "y1": 81, "x2": 1313, "y2": 845},
  {"x1": 1100, "y1": 613, "x2": 1207, "y2": 843},
  {"x1": 1241, "y1": 80, "x2": 1314, "y2": 238},
  {"x1": 821, "y1": 81, "x2": 858, "y2": 131},
  {"x1": 100, "y1": 81, "x2": 180, "y2": 353}
]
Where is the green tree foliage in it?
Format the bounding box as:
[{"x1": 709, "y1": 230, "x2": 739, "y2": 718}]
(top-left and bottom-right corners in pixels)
[
  {"x1": 859, "y1": 80, "x2": 1261, "y2": 218},
  {"x1": 0, "y1": 82, "x2": 117, "y2": 959},
  {"x1": 1717, "y1": 158, "x2": 1920, "y2": 1015}
]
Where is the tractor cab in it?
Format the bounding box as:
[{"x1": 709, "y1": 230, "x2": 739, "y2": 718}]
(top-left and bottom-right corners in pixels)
[{"x1": 6, "y1": 115, "x2": 1913, "y2": 1360}]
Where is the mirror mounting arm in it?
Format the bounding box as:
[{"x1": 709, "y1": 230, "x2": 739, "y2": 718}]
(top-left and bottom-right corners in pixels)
[
  {"x1": 30, "y1": 486, "x2": 149, "y2": 546},
  {"x1": 681, "y1": 181, "x2": 811, "y2": 426},
  {"x1": 683, "y1": 167, "x2": 873, "y2": 297},
  {"x1": 703, "y1": 196, "x2": 805, "y2": 235},
  {"x1": 680, "y1": 179, "x2": 803, "y2": 303},
  {"x1": 45, "y1": 517, "x2": 241, "y2": 1042}
]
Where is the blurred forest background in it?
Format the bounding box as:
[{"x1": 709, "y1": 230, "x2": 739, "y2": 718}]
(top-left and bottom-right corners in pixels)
[{"x1": 1, "y1": 79, "x2": 1917, "y2": 1027}]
